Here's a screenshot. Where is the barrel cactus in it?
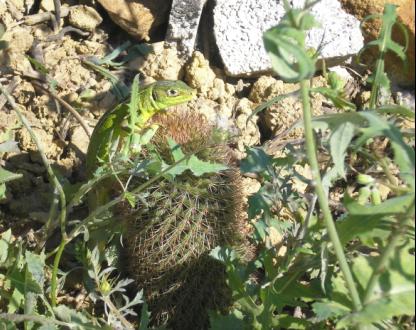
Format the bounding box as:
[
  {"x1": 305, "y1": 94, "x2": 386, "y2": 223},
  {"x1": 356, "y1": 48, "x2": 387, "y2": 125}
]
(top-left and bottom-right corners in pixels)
[{"x1": 122, "y1": 110, "x2": 249, "y2": 329}]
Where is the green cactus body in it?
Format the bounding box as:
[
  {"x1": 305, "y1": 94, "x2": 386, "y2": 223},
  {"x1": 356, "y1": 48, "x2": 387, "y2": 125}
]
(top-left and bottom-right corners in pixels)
[{"x1": 122, "y1": 110, "x2": 248, "y2": 329}]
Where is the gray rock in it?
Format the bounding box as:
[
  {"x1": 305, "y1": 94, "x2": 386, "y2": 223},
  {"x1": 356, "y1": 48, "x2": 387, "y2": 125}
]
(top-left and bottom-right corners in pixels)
[
  {"x1": 213, "y1": 0, "x2": 363, "y2": 77},
  {"x1": 167, "y1": 0, "x2": 208, "y2": 56}
]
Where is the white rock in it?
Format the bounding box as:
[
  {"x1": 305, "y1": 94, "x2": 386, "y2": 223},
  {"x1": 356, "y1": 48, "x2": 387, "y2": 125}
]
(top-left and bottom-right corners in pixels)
[
  {"x1": 166, "y1": 0, "x2": 207, "y2": 56},
  {"x1": 294, "y1": 0, "x2": 363, "y2": 59},
  {"x1": 213, "y1": 0, "x2": 363, "y2": 77}
]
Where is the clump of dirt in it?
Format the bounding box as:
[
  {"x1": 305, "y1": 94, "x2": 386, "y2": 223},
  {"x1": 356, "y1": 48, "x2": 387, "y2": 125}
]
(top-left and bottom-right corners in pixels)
[{"x1": 249, "y1": 75, "x2": 329, "y2": 144}]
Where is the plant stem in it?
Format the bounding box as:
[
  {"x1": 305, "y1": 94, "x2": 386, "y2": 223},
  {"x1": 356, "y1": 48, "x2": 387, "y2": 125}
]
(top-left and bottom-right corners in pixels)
[
  {"x1": 369, "y1": 58, "x2": 385, "y2": 109},
  {"x1": 363, "y1": 200, "x2": 415, "y2": 304},
  {"x1": 300, "y1": 79, "x2": 363, "y2": 311},
  {"x1": 50, "y1": 238, "x2": 67, "y2": 306}
]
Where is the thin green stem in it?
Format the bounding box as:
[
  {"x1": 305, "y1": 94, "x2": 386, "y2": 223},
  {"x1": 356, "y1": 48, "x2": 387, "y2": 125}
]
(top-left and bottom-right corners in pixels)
[
  {"x1": 363, "y1": 200, "x2": 415, "y2": 304},
  {"x1": 50, "y1": 238, "x2": 67, "y2": 306},
  {"x1": 369, "y1": 58, "x2": 385, "y2": 109},
  {"x1": 300, "y1": 79, "x2": 363, "y2": 311}
]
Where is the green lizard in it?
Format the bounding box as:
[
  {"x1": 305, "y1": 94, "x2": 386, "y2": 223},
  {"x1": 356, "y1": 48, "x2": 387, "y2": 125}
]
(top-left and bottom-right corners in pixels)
[{"x1": 86, "y1": 80, "x2": 196, "y2": 210}]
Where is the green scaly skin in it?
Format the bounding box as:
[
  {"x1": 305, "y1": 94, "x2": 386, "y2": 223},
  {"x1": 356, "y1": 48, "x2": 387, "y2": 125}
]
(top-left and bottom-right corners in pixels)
[{"x1": 86, "y1": 80, "x2": 196, "y2": 210}]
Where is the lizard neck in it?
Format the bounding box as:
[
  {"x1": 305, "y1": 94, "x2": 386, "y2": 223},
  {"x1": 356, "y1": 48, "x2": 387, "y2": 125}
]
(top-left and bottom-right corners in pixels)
[{"x1": 137, "y1": 84, "x2": 160, "y2": 128}]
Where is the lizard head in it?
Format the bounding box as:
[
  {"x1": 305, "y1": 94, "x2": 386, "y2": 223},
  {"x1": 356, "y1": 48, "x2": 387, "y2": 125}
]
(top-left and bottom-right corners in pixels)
[{"x1": 151, "y1": 80, "x2": 197, "y2": 108}]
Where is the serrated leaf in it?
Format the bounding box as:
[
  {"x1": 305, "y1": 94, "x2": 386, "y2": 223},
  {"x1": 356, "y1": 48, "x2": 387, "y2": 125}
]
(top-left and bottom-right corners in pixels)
[
  {"x1": 210, "y1": 246, "x2": 238, "y2": 264},
  {"x1": 312, "y1": 301, "x2": 351, "y2": 321},
  {"x1": 165, "y1": 139, "x2": 227, "y2": 177},
  {"x1": 53, "y1": 306, "x2": 100, "y2": 330},
  {"x1": 337, "y1": 250, "x2": 415, "y2": 328},
  {"x1": 187, "y1": 155, "x2": 228, "y2": 176},
  {"x1": 354, "y1": 112, "x2": 415, "y2": 187}
]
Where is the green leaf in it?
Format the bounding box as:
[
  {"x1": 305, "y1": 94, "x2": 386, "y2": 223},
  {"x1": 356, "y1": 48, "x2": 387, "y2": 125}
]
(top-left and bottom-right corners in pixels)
[
  {"x1": 7, "y1": 287, "x2": 24, "y2": 313},
  {"x1": 27, "y1": 56, "x2": 49, "y2": 75},
  {"x1": 329, "y1": 122, "x2": 355, "y2": 179},
  {"x1": 336, "y1": 214, "x2": 394, "y2": 246},
  {"x1": 38, "y1": 325, "x2": 59, "y2": 330},
  {"x1": 25, "y1": 251, "x2": 45, "y2": 288},
  {"x1": 210, "y1": 246, "x2": 238, "y2": 264},
  {"x1": 264, "y1": 29, "x2": 316, "y2": 82},
  {"x1": 344, "y1": 193, "x2": 414, "y2": 216},
  {"x1": 0, "y1": 184, "x2": 5, "y2": 199},
  {"x1": 53, "y1": 306, "x2": 101, "y2": 330},
  {"x1": 352, "y1": 111, "x2": 415, "y2": 188},
  {"x1": 165, "y1": 139, "x2": 228, "y2": 177},
  {"x1": 209, "y1": 309, "x2": 245, "y2": 330},
  {"x1": 240, "y1": 147, "x2": 273, "y2": 174},
  {"x1": 377, "y1": 104, "x2": 415, "y2": 118},
  {"x1": 0, "y1": 229, "x2": 12, "y2": 264},
  {"x1": 312, "y1": 112, "x2": 364, "y2": 131},
  {"x1": 82, "y1": 60, "x2": 129, "y2": 101},
  {"x1": 138, "y1": 302, "x2": 150, "y2": 330},
  {"x1": 263, "y1": 6, "x2": 318, "y2": 83},
  {"x1": 313, "y1": 301, "x2": 351, "y2": 321},
  {"x1": 312, "y1": 87, "x2": 356, "y2": 110},
  {"x1": 123, "y1": 191, "x2": 137, "y2": 208},
  {"x1": 337, "y1": 250, "x2": 415, "y2": 328},
  {"x1": 0, "y1": 167, "x2": 23, "y2": 184},
  {"x1": 0, "y1": 319, "x2": 18, "y2": 330},
  {"x1": 95, "y1": 41, "x2": 131, "y2": 67},
  {"x1": 0, "y1": 141, "x2": 19, "y2": 153},
  {"x1": 247, "y1": 184, "x2": 275, "y2": 220},
  {"x1": 273, "y1": 315, "x2": 311, "y2": 329},
  {"x1": 187, "y1": 155, "x2": 228, "y2": 176}
]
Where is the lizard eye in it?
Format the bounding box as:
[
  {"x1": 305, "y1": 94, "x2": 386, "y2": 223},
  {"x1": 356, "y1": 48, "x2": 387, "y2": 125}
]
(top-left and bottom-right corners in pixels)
[{"x1": 167, "y1": 89, "x2": 179, "y2": 97}]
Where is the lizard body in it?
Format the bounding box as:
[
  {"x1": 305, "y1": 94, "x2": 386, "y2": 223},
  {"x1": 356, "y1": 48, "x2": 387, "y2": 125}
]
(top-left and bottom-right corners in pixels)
[{"x1": 86, "y1": 80, "x2": 196, "y2": 209}]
